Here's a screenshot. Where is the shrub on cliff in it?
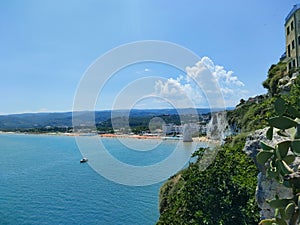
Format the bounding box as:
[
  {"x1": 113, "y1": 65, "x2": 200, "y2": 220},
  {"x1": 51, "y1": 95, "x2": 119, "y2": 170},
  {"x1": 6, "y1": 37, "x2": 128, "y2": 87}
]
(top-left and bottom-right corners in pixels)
[
  {"x1": 262, "y1": 62, "x2": 287, "y2": 96},
  {"x1": 157, "y1": 135, "x2": 260, "y2": 225},
  {"x1": 227, "y1": 96, "x2": 275, "y2": 133}
]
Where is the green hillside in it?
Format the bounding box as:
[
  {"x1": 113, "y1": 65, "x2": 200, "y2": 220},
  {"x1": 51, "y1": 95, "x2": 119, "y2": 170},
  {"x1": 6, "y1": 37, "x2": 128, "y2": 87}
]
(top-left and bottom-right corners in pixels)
[{"x1": 156, "y1": 62, "x2": 300, "y2": 225}]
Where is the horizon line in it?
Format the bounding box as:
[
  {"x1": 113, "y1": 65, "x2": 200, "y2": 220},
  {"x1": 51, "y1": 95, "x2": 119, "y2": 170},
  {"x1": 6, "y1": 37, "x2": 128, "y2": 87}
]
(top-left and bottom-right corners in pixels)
[{"x1": 0, "y1": 107, "x2": 235, "y2": 116}]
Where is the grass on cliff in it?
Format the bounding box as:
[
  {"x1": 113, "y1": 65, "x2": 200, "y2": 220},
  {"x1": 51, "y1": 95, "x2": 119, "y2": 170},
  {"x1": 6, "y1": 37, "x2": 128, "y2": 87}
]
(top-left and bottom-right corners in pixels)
[{"x1": 227, "y1": 96, "x2": 275, "y2": 133}]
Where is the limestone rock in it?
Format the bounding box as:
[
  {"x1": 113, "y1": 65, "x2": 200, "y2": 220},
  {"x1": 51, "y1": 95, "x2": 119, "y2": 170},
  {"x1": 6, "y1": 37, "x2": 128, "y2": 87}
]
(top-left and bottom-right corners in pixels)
[
  {"x1": 243, "y1": 128, "x2": 296, "y2": 219},
  {"x1": 278, "y1": 71, "x2": 299, "y2": 94}
]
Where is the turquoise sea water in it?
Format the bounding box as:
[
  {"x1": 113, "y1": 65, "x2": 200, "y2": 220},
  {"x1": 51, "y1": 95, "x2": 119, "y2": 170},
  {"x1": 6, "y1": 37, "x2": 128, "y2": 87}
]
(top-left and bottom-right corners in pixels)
[{"x1": 0, "y1": 134, "x2": 206, "y2": 225}]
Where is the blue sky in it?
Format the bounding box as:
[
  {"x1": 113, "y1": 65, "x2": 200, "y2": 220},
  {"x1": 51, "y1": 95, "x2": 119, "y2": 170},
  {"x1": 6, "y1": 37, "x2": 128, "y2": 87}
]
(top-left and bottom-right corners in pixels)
[{"x1": 0, "y1": 0, "x2": 297, "y2": 114}]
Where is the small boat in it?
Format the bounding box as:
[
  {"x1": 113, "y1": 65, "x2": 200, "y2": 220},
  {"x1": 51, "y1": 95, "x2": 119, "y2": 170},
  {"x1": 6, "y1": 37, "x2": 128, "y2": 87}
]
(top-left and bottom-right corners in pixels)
[{"x1": 80, "y1": 158, "x2": 88, "y2": 163}]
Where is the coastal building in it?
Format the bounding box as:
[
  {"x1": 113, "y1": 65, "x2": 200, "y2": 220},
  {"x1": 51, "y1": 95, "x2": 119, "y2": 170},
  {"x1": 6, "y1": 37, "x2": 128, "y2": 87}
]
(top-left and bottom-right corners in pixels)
[
  {"x1": 173, "y1": 125, "x2": 183, "y2": 134},
  {"x1": 284, "y1": 4, "x2": 300, "y2": 71},
  {"x1": 162, "y1": 123, "x2": 200, "y2": 136},
  {"x1": 162, "y1": 123, "x2": 184, "y2": 135},
  {"x1": 162, "y1": 123, "x2": 174, "y2": 135}
]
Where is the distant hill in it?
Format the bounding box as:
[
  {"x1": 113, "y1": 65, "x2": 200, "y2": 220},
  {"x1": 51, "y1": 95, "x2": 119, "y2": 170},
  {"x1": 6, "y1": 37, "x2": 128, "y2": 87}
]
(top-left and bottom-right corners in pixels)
[{"x1": 0, "y1": 108, "x2": 231, "y2": 130}]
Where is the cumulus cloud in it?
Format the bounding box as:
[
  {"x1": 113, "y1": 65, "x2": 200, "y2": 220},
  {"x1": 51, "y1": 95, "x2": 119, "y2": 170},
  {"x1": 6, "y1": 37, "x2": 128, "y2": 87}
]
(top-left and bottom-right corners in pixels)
[
  {"x1": 153, "y1": 56, "x2": 247, "y2": 108},
  {"x1": 154, "y1": 77, "x2": 197, "y2": 108},
  {"x1": 214, "y1": 65, "x2": 244, "y2": 87},
  {"x1": 154, "y1": 76, "x2": 189, "y2": 98}
]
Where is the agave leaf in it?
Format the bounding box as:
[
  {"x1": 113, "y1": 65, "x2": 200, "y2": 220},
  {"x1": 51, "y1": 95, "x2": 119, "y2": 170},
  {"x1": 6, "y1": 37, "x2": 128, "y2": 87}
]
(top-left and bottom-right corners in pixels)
[
  {"x1": 269, "y1": 116, "x2": 298, "y2": 130},
  {"x1": 275, "y1": 97, "x2": 286, "y2": 116}
]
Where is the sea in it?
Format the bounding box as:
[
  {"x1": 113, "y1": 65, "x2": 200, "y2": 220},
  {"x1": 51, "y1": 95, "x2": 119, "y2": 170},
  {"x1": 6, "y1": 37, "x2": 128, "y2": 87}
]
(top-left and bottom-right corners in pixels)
[{"x1": 0, "y1": 134, "x2": 207, "y2": 225}]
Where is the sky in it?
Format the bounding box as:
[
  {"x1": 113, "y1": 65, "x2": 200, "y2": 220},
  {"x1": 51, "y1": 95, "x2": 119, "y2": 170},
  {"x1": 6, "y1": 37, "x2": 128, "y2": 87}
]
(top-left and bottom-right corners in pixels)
[{"x1": 0, "y1": 0, "x2": 298, "y2": 114}]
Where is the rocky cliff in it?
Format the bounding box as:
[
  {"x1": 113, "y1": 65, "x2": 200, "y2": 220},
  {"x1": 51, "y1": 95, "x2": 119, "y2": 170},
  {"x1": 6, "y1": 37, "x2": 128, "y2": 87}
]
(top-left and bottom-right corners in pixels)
[
  {"x1": 243, "y1": 128, "x2": 294, "y2": 220},
  {"x1": 157, "y1": 62, "x2": 300, "y2": 224}
]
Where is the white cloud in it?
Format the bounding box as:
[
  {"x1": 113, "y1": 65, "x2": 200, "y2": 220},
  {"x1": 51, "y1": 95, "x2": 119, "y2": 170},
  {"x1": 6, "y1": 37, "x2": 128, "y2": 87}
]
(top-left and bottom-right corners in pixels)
[
  {"x1": 153, "y1": 77, "x2": 197, "y2": 108},
  {"x1": 154, "y1": 56, "x2": 247, "y2": 108},
  {"x1": 220, "y1": 87, "x2": 234, "y2": 95},
  {"x1": 214, "y1": 65, "x2": 244, "y2": 87},
  {"x1": 154, "y1": 77, "x2": 189, "y2": 98}
]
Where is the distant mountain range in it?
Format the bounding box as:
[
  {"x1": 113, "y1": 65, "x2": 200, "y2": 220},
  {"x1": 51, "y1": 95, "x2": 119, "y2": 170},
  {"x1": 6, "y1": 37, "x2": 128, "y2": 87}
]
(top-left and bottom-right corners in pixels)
[{"x1": 0, "y1": 108, "x2": 233, "y2": 130}]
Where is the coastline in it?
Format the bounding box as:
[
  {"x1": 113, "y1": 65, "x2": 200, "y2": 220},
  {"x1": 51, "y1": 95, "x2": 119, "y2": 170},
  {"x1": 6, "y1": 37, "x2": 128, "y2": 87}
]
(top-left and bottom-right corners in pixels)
[
  {"x1": 99, "y1": 133, "x2": 161, "y2": 139},
  {"x1": 0, "y1": 131, "x2": 219, "y2": 143}
]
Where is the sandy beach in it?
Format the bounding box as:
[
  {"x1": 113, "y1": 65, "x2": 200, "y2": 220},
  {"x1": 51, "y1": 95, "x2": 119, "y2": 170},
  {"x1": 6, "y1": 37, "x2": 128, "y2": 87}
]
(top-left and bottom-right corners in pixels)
[
  {"x1": 100, "y1": 133, "x2": 165, "y2": 140},
  {"x1": 0, "y1": 131, "x2": 220, "y2": 143}
]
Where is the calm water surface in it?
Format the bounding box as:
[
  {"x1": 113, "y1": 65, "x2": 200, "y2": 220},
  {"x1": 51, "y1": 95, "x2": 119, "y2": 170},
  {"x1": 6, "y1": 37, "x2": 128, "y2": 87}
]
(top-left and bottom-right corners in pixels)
[{"x1": 0, "y1": 134, "x2": 204, "y2": 225}]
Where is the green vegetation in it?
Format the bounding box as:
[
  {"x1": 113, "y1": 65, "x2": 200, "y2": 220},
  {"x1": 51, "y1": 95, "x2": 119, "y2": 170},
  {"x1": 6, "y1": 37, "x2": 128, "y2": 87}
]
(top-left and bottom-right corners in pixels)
[
  {"x1": 262, "y1": 62, "x2": 287, "y2": 96},
  {"x1": 257, "y1": 97, "x2": 300, "y2": 225},
  {"x1": 157, "y1": 62, "x2": 300, "y2": 224},
  {"x1": 227, "y1": 95, "x2": 275, "y2": 133},
  {"x1": 97, "y1": 113, "x2": 209, "y2": 134},
  {"x1": 1, "y1": 112, "x2": 210, "y2": 135},
  {"x1": 228, "y1": 63, "x2": 300, "y2": 133},
  {"x1": 2, "y1": 126, "x2": 73, "y2": 134},
  {"x1": 285, "y1": 74, "x2": 300, "y2": 110},
  {"x1": 157, "y1": 136, "x2": 260, "y2": 225},
  {"x1": 96, "y1": 114, "x2": 182, "y2": 134}
]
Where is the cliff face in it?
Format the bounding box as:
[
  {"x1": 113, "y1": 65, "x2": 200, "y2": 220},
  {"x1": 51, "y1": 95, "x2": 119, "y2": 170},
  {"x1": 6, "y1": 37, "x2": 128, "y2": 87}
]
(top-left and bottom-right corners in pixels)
[
  {"x1": 242, "y1": 128, "x2": 294, "y2": 219},
  {"x1": 157, "y1": 63, "x2": 300, "y2": 224},
  {"x1": 157, "y1": 123, "x2": 291, "y2": 224}
]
